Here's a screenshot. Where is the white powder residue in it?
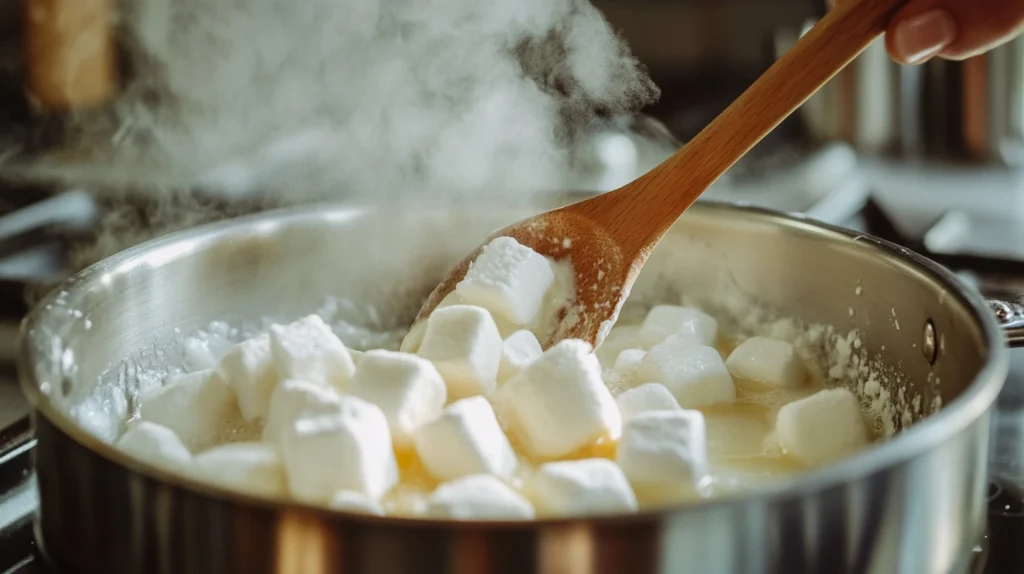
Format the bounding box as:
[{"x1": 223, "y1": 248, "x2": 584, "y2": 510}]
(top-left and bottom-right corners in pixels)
[
  {"x1": 67, "y1": 293, "x2": 414, "y2": 436},
  {"x1": 665, "y1": 287, "x2": 922, "y2": 440},
  {"x1": 542, "y1": 257, "x2": 579, "y2": 341}
]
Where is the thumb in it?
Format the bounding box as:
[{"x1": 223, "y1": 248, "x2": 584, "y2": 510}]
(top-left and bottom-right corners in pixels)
[
  {"x1": 832, "y1": 0, "x2": 1024, "y2": 64},
  {"x1": 888, "y1": 0, "x2": 1024, "y2": 63}
]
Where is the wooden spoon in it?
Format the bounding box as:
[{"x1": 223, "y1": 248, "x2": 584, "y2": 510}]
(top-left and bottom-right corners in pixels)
[{"x1": 414, "y1": 0, "x2": 907, "y2": 348}]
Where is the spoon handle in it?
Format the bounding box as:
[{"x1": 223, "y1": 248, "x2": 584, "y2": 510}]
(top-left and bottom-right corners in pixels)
[{"x1": 608, "y1": 0, "x2": 906, "y2": 250}]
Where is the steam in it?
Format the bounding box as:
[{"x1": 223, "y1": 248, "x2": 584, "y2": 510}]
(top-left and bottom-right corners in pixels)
[
  {"x1": 59, "y1": 0, "x2": 658, "y2": 268},
  {"x1": 68, "y1": 0, "x2": 656, "y2": 197}
]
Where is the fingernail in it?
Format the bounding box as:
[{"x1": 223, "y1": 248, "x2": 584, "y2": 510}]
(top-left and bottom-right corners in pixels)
[{"x1": 891, "y1": 9, "x2": 957, "y2": 64}]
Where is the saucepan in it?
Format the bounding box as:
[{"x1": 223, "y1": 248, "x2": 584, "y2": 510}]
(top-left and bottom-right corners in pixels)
[{"x1": 16, "y1": 195, "x2": 1024, "y2": 574}]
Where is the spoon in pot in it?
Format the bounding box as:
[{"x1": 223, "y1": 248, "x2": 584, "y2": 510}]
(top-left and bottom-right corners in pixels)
[{"x1": 413, "y1": 0, "x2": 907, "y2": 348}]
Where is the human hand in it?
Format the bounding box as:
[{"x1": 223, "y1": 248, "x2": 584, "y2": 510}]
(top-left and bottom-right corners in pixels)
[{"x1": 836, "y1": 0, "x2": 1024, "y2": 64}]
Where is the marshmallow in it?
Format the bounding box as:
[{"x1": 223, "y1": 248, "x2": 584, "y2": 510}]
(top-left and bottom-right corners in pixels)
[
  {"x1": 281, "y1": 396, "x2": 399, "y2": 502},
  {"x1": 612, "y1": 349, "x2": 646, "y2": 375},
  {"x1": 413, "y1": 396, "x2": 517, "y2": 482},
  {"x1": 417, "y1": 305, "x2": 502, "y2": 398},
  {"x1": 616, "y1": 410, "x2": 708, "y2": 502},
  {"x1": 182, "y1": 337, "x2": 219, "y2": 371},
  {"x1": 192, "y1": 442, "x2": 287, "y2": 497},
  {"x1": 615, "y1": 383, "x2": 682, "y2": 421},
  {"x1": 138, "y1": 369, "x2": 239, "y2": 448},
  {"x1": 350, "y1": 349, "x2": 364, "y2": 366},
  {"x1": 216, "y1": 334, "x2": 277, "y2": 422},
  {"x1": 401, "y1": 292, "x2": 471, "y2": 354},
  {"x1": 329, "y1": 490, "x2": 385, "y2": 516},
  {"x1": 454, "y1": 236, "x2": 555, "y2": 326},
  {"x1": 636, "y1": 306, "x2": 717, "y2": 349},
  {"x1": 261, "y1": 379, "x2": 344, "y2": 445},
  {"x1": 776, "y1": 388, "x2": 868, "y2": 465},
  {"x1": 504, "y1": 339, "x2": 621, "y2": 459},
  {"x1": 529, "y1": 458, "x2": 637, "y2": 517},
  {"x1": 349, "y1": 350, "x2": 447, "y2": 448},
  {"x1": 726, "y1": 336, "x2": 806, "y2": 388},
  {"x1": 498, "y1": 330, "x2": 543, "y2": 383},
  {"x1": 116, "y1": 421, "x2": 192, "y2": 470},
  {"x1": 426, "y1": 474, "x2": 535, "y2": 520},
  {"x1": 635, "y1": 340, "x2": 736, "y2": 408},
  {"x1": 269, "y1": 315, "x2": 356, "y2": 391},
  {"x1": 595, "y1": 325, "x2": 641, "y2": 368}
]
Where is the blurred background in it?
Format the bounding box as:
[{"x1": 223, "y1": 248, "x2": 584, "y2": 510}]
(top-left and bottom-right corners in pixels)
[{"x1": 0, "y1": 0, "x2": 1023, "y2": 570}]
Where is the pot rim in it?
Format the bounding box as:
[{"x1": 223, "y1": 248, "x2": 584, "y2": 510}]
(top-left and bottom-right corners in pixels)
[{"x1": 16, "y1": 198, "x2": 1010, "y2": 528}]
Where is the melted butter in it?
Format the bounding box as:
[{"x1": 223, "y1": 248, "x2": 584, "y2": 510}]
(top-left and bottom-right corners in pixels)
[
  {"x1": 593, "y1": 332, "x2": 873, "y2": 491},
  {"x1": 394, "y1": 449, "x2": 438, "y2": 489},
  {"x1": 385, "y1": 450, "x2": 437, "y2": 517},
  {"x1": 563, "y1": 435, "x2": 618, "y2": 461}
]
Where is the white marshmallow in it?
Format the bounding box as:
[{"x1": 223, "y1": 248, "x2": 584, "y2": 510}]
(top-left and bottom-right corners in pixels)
[
  {"x1": 350, "y1": 349, "x2": 364, "y2": 366},
  {"x1": 349, "y1": 350, "x2": 447, "y2": 449},
  {"x1": 426, "y1": 474, "x2": 535, "y2": 520},
  {"x1": 401, "y1": 292, "x2": 469, "y2": 354},
  {"x1": 635, "y1": 340, "x2": 736, "y2": 408},
  {"x1": 616, "y1": 410, "x2": 708, "y2": 501},
  {"x1": 636, "y1": 306, "x2": 717, "y2": 349},
  {"x1": 417, "y1": 305, "x2": 502, "y2": 398},
  {"x1": 182, "y1": 337, "x2": 219, "y2": 371},
  {"x1": 454, "y1": 236, "x2": 555, "y2": 326},
  {"x1": 612, "y1": 349, "x2": 646, "y2": 375},
  {"x1": 504, "y1": 339, "x2": 621, "y2": 459},
  {"x1": 261, "y1": 379, "x2": 344, "y2": 445},
  {"x1": 116, "y1": 421, "x2": 192, "y2": 470},
  {"x1": 216, "y1": 334, "x2": 277, "y2": 422},
  {"x1": 529, "y1": 458, "x2": 637, "y2": 517},
  {"x1": 139, "y1": 369, "x2": 238, "y2": 448},
  {"x1": 192, "y1": 442, "x2": 287, "y2": 497},
  {"x1": 329, "y1": 490, "x2": 385, "y2": 516},
  {"x1": 595, "y1": 325, "x2": 641, "y2": 368},
  {"x1": 413, "y1": 396, "x2": 516, "y2": 482},
  {"x1": 281, "y1": 396, "x2": 399, "y2": 502},
  {"x1": 726, "y1": 336, "x2": 806, "y2": 388},
  {"x1": 498, "y1": 330, "x2": 543, "y2": 383},
  {"x1": 269, "y1": 315, "x2": 356, "y2": 391},
  {"x1": 776, "y1": 388, "x2": 868, "y2": 465},
  {"x1": 615, "y1": 383, "x2": 682, "y2": 421}
]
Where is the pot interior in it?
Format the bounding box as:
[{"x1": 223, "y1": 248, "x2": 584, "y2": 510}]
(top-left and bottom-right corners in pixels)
[{"x1": 20, "y1": 200, "x2": 999, "y2": 460}]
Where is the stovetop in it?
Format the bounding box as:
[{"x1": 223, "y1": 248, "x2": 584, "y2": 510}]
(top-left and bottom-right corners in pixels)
[{"x1": 1, "y1": 133, "x2": 1024, "y2": 572}]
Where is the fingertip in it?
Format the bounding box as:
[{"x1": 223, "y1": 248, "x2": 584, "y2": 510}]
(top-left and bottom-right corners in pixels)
[
  {"x1": 884, "y1": 34, "x2": 916, "y2": 65},
  {"x1": 887, "y1": 8, "x2": 957, "y2": 65}
]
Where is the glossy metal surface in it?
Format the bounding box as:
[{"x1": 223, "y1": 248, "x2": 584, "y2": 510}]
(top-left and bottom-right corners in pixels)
[{"x1": 17, "y1": 200, "x2": 1015, "y2": 573}]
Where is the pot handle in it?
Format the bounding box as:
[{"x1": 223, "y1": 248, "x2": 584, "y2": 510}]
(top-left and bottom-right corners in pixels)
[{"x1": 990, "y1": 297, "x2": 1024, "y2": 347}]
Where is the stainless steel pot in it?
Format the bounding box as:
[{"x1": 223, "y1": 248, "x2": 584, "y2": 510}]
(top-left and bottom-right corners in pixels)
[{"x1": 16, "y1": 198, "x2": 1024, "y2": 574}]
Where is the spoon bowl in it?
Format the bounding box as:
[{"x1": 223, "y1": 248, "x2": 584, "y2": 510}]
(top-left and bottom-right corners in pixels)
[
  {"x1": 413, "y1": 205, "x2": 635, "y2": 347},
  {"x1": 415, "y1": 0, "x2": 908, "y2": 347}
]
